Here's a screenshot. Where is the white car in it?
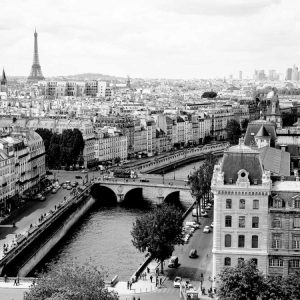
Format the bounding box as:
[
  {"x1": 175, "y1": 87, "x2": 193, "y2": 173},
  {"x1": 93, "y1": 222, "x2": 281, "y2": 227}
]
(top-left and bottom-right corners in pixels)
[
  {"x1": 81, "y1": 170, "x2": 88, "y2": 173},
  {"x1": 203, "y1": 226, "x2": 210, "y2": 233},
  {"x1": 173, "y1": 277, "x2": 182, "y2": 288}
]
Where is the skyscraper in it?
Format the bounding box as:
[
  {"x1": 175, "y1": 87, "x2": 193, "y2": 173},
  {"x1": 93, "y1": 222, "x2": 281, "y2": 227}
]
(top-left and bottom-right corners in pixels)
[
  {"x1": 28, "y1": 29, "x2": 45, "y2": 82},
  {"x1": 292, "y1": 65, "x2": 299, "y2": 81},
  {"x1": 286, "y1": 68, "x2": 292, "y2": 81}
]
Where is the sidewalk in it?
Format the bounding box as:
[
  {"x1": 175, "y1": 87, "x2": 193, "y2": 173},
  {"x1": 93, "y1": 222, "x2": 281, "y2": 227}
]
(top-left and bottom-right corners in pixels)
[{"x1": 108, "y1": 260, "x2": 166, "y2": 295}]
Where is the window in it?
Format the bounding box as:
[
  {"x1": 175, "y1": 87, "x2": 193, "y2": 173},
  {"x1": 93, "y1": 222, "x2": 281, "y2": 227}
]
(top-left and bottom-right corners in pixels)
[
  {"x1": 252, "y1": 235, "x2": 258, "y2": 248},
  {"x1": 273, "y1": 218, "x2": 281, "y2": 228},
  {"x1": 239, "y1": 199, "x2": 245, "y2": 209},
  {"x1": 251, "y1": 258, "x2": 258, "y2": 265},
  {"x1": 294, "y1": 218, "x2": 300, "y2": 228},
  {"x1": 225, "y1": 216, "x2": 232, "y2": 227},
  {"x1": 238, "y1": 258, "x2": 244, "y2": 264},
  {"x1": 226, "y1": 199, "x2": 232, "y2": 209},
  {"x1": 252, "y1": 216, "x2": 259, "y2": 228},
  {"x1": 238, "y1": 235, "x2": 245, "y2": 247},
  {"x1": 239, "y1": 216, "x2": 245, "y2": 228},
  {"x1": 292, "y1": 235, "x2": 300, "y2": 249},
  {"x1": 273, "y1": 198, "x2": 282, "y2": 208},
  {"x1": 224, "y1": 257, "x2": 231, "y2": 266},
  {"x1": 290, "y1": 259, "x2": 300, "y2": 268},
  {"x1": 272, "y1": 233, "x2": 282, "y2": 249},
  {"x1": 295, "y1": 200, "x2": 300, "y2": 209},
  {"x1": 225, "y1": 234, "x2": 231, "y2": 247},
  {"x1": 269, "y1": 258, "x2": 283, "y2": 267},
  {"x1": 253, "y1": 200, "x2": 259, "y2": 209}
]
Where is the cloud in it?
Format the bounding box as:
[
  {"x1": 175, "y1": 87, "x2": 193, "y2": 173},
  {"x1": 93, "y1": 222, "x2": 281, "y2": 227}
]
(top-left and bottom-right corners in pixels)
[
  {"x1": 0, "y1": 0, "x2": 299, "y2": 79},
  {"x1": 156, "y1": 0, "x2": 281, "y2": 17}
]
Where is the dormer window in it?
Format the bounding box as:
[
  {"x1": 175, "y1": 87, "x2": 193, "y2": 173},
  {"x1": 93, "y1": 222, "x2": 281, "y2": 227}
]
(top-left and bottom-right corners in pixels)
[
  {"x1": 295, "y1": 200, "x2": 300, "y2": 209},
  {"x1": 274, "y1": 199, "x2": 282, "y2": 208}
]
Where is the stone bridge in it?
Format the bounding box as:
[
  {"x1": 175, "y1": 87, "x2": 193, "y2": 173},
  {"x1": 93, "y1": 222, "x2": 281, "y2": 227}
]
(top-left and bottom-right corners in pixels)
[{"x1": 90, "y1": 179, "x2": 194, "y2": 207}]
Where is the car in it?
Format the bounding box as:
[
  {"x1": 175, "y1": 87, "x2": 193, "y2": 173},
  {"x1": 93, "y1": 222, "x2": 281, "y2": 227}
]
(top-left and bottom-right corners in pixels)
[
  {"x1": 71, "y1": 182, "x2": 77, "y2": 187},
  {"x1": 189, "y1": 249, "x2": 198, "y2": 258},
  {"x1": 173, "y1": 276, "x2": 182, "y2": 288},
  {"x1": 75, "y1": 175, "x2": 82, "y2": 179},
  {"x1": 210, "y1": 222, "x2": 214, "y2": 228},
  {"x1": 34, "y1": 193, "x2": 46, "y2": 201},
  {"x1": 51, "y1": 188, "x2": 57, "y2": 194},
  {"x1": 203, "y1": 226, "x2": 210, "y2": 233},
  {"x1": 201, "y1": 211, "x2": 209, "y2": 218},
  {"x1": 185, "y1": 221, "x2": 200, "y2": 229},
  {"x1": 140, "y1": 179, "x2": 149, "y2": 182},
  {"x1": 184, "y1": 280, "x2": 193, "y2": 290},
  {"x1": 67, "y1": 185, "x2": 72, "y2": 190},
  {"x1": 81, "y1": 170, "x2": 88, "y2": 173},
  {"x1": 168, "y1": 256, "x2": 179, "y2": 268},
  {"x1": 62, "y1": 183, "x2": 67, "y2": 189}
]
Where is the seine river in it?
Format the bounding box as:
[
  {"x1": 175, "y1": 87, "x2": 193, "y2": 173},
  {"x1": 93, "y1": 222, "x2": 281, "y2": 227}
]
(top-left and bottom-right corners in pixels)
[{"x1": 33, "y1": 160, "x2": 204, "y2": 281}]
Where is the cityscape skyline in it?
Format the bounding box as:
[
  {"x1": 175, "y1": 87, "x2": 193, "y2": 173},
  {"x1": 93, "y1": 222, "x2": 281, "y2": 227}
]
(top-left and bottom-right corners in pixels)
[{"x1": 1, "y1": 0, "x2": 300, "y2": 79}]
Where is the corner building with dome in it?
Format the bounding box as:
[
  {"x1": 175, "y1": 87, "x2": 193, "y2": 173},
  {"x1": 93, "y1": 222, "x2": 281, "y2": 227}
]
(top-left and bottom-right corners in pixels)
[{"x1": 211, "y1": 137, "x2": 300, "y2": 284}]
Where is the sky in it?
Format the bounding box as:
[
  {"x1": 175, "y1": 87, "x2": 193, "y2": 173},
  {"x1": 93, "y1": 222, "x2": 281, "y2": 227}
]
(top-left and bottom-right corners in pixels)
[{"x1": 1, "y1": 0, "x2": 300, "y2": 79}]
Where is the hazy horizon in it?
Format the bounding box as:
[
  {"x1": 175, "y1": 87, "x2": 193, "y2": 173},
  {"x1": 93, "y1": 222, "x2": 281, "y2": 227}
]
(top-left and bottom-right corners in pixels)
[{"x1": 1, "y1": 0, "x2": 300, "y2": 79}]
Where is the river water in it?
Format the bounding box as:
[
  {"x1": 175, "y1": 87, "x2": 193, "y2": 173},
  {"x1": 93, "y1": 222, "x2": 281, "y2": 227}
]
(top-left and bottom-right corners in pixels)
[{"x1": 33, "y1": 160, "x2": 204, "y2": 281}]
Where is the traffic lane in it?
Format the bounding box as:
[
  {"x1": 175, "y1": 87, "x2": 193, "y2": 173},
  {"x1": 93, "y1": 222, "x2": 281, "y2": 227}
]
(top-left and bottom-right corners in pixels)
[
  {"x1": 0, "y1": 187, "x2": 72, "y2": 250},
  {"x1": 164, "y1": 209, "x2": 213, "y2": 287}
]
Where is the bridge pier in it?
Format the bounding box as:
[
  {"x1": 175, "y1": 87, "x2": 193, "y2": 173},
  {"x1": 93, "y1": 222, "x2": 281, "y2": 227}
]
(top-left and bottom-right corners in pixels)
[{"x1": 117, "y1": 194, "x2": 124, "y2": 203}]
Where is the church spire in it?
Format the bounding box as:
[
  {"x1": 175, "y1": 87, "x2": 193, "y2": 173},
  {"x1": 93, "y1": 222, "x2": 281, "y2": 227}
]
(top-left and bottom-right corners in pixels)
[{"x1": 1, "y1": 68, "x2": 7, "y2": 83}]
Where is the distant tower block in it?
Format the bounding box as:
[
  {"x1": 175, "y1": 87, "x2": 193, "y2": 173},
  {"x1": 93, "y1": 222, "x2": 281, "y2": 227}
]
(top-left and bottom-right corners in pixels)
[{"x1": 28, "y1": 29, "x2": 45, "y2": 82}]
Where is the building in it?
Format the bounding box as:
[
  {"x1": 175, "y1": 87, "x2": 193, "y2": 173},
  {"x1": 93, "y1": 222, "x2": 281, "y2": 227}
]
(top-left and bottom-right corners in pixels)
[
  {"x1": 286, "y1": 68, "x2": 293, "y2": 81},
  {"x1": 0, "y1": 69, "x2": 7, "y2": 93},
  {"x1": 292, "y1": 65, "x2": 299, "y2": 82},
  {"x1": 239, "y1": 71, "x2": 242, "y2": 81},
  {"x1": 94, "y1": 129, "x2": 127, "y2": 163}
]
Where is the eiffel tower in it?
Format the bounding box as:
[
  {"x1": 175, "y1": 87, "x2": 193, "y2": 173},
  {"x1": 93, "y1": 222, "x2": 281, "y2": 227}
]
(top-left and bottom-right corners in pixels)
[{"x1": 28, "y1": 29, "x2": 45, "y2": 82}]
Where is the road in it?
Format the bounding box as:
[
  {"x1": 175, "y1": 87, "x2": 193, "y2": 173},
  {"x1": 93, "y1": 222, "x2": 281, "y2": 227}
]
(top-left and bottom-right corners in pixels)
[
  {"x1": 0, "y1": 170, "x2": 86, "y2": 259},
  {"x1": 163, "y1": 208, "x2": 214, "y2": 290}
]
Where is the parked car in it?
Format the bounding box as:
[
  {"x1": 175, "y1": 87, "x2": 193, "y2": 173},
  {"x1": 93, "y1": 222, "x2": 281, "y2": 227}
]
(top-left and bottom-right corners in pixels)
[
  {"x1": 173, "y1": 276, "x2": 181, "y2": 288},
  {"x1": 201, "y1": 211, "x2": 209, "y2": 218},
  {"x1": 34, "y1": 193, "x2": 46, "y2": 201},
  {"x1": 75, "y1": 175, "x2": 82, "y2": 179},
  {"x1": 51, "y1": 188, "x2": 57, "y2": 194},
  {"x1": 81, "y1": 170, "x2": 88, "y2": 173},
  {"x1": 210, "y1": 222, "x2": 214, "y2": 228},
  {"x1": 168, "y1": 256, "x2": 179, "y2": 268},
  {"x1": 203, "y1": 226, "x2": 210, "y2": 233},
  {"x1": 67, "y1": 185, "x2": 72, "y2": 190}
]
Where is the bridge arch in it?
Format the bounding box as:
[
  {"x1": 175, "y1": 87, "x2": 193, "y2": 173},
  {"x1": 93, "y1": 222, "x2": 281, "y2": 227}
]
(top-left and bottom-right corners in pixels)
[
  {"x1": 90, "y1": 184, "x2": 117, "y2": 204},
  {"x1": 122, "y1": 188, "x2": 143, "y2": 206},
  {"x1": 164, "y1": 191, "x2": 181, "y2": 208}
]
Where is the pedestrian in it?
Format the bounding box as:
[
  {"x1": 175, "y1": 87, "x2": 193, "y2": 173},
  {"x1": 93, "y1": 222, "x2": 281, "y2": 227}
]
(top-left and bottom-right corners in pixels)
[
  {"x1": 4, "y1": 274, "x2": 7, "y2": 283},
  {"x1": 13, "y1": 278, "x2": 17, "y2": 286},
  {"x1": 150, "y1": 275, "x2": 153, "y2": 283},
  {"x1": 129, "y1": 281, "x2": 132, "y2": 290},
  {"x1": 155, "y1": 278, "x2": 158, "y2": 287},
  {"x1": 127, "y1": 280, "x2": 130, "y2": 289},
  {"x1": 160, "y1": 277, "x2": 162, "y2": 286},
  {"x1": 17, "y1": 275, "x2": 20, "y2": 285},
  {"x1": 214, "y1": 288, "x2": 216, "y2": 294},
  {"x1": 147, "y1": 267, "x2": 150, "y2": 273}
]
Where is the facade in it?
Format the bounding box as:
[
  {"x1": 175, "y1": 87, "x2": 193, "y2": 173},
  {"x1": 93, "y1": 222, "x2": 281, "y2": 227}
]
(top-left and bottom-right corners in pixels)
[
  {"x1": 94, "y1": 130, "x2": 127, "y2": 163},
  {"x1": 0, "y1": 129, "x2": 46, "y2": 214},
  {"x1": 212, "y1": 141, "x2": 272, "y2": 282},
  {"x1": 211, "y1": 138, "x2": 300, "y2": 284}
]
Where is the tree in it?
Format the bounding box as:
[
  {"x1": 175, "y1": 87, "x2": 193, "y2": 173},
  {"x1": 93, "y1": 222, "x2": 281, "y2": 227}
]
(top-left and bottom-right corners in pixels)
[
  {"x1": 226, "y1": 119, "x2": 242, "y2": 145},
  {"x1": 261, "y1": 276, "x2": 286, "y2": 300},
  {"x1": 217, "y1": 260, "x2": 265, "y2": 300},
  {"x1": 24, "y1": 261, "x2": 118, "y2": 300},
  {"x1": 131, "y1": 203, "x2": 184, "y2": 274},
  {"x1": 48, "y1": 133, "x2": 61, "y2": 169},
  {"x1": 201, "y1": 91, "x2": 217, "y2": 99},
  {"x1": 188, "y1": 153, "x2": 217, "y2": 222},
  {"x1": 241, "y1": 119, "x2": 249, "y2": 133}
]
